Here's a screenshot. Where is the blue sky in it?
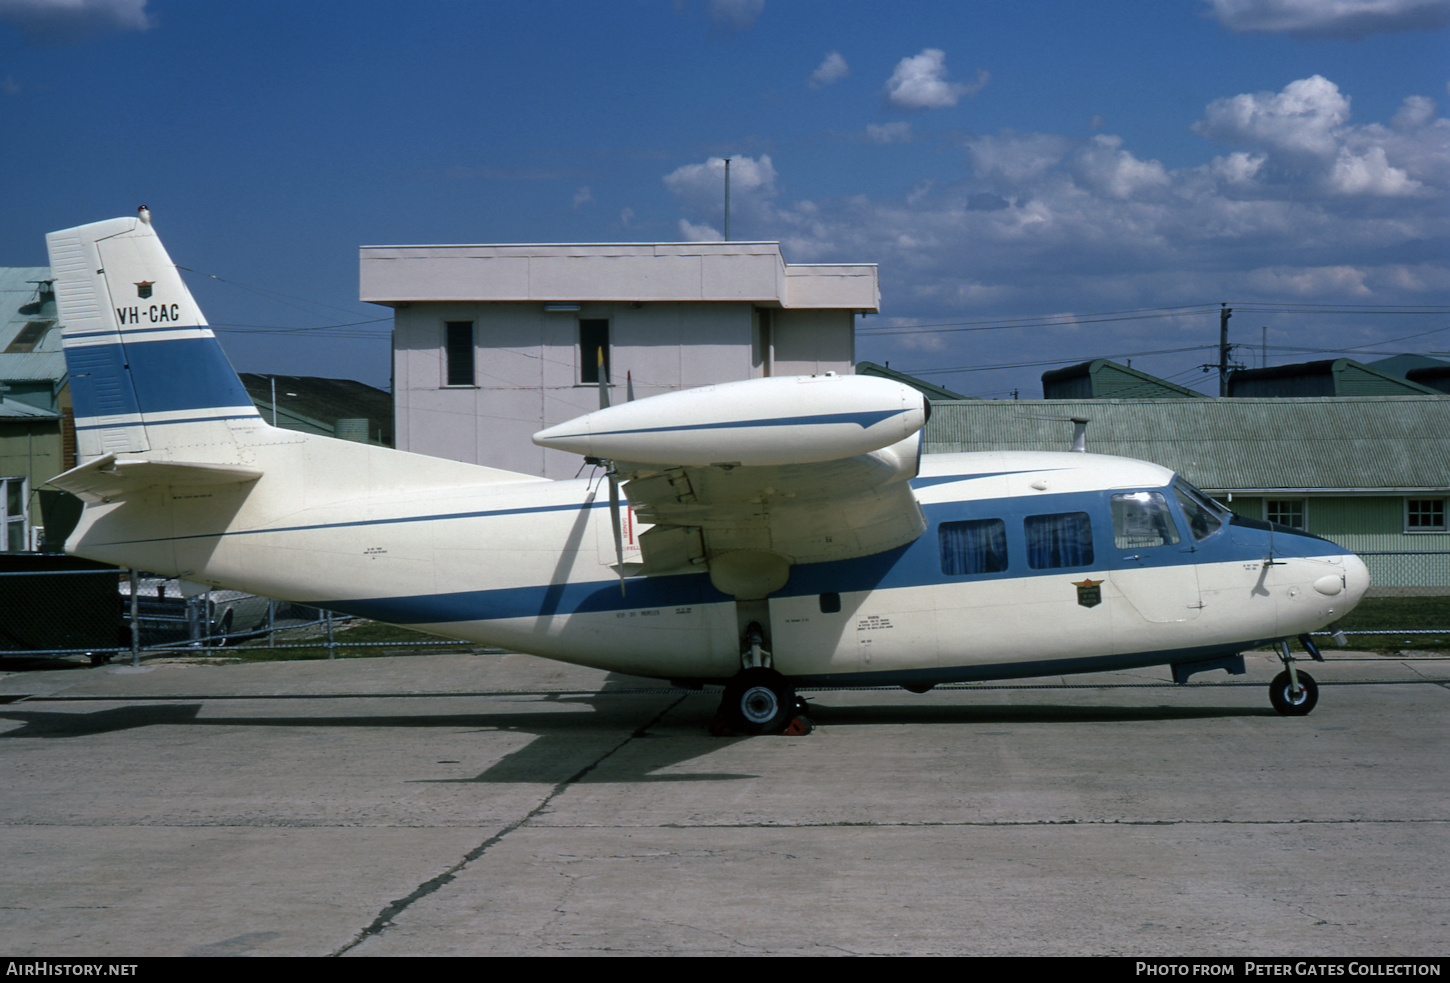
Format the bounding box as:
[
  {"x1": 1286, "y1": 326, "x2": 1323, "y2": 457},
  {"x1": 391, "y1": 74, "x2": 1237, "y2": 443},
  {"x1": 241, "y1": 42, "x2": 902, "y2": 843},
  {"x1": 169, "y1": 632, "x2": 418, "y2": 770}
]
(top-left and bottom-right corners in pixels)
[{"x1": 2, "y1": 0, "x2": 1447, "y2": 397}]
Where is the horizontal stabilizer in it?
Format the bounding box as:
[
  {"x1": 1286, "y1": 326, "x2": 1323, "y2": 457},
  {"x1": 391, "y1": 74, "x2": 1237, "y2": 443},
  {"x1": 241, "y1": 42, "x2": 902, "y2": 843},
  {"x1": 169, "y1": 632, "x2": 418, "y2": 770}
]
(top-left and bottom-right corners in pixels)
[{"x1": 47, "y1": 453, "x2": 263, "y2": 503}]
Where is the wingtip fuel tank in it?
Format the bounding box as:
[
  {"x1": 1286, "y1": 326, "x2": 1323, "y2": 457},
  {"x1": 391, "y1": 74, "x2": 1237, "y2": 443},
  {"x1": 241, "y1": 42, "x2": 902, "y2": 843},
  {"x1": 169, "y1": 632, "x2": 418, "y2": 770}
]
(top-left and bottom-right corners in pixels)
[{"x1": 533, "y1": 373, "x2": 929, "y2": 467}]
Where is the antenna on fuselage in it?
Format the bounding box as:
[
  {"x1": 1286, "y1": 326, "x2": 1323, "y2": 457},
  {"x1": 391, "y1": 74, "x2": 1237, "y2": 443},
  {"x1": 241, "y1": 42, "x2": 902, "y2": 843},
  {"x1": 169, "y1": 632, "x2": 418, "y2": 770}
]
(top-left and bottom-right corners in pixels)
[{"x1": 1023, "y1": 414, "x2": 1090, "y2": 453}]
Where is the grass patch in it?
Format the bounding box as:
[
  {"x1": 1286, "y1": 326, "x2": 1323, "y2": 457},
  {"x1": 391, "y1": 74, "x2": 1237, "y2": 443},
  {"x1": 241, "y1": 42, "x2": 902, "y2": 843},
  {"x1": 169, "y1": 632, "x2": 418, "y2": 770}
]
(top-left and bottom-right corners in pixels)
[{"x1": 1328, "y1": 596, "x2": 1450, "y2": 650}]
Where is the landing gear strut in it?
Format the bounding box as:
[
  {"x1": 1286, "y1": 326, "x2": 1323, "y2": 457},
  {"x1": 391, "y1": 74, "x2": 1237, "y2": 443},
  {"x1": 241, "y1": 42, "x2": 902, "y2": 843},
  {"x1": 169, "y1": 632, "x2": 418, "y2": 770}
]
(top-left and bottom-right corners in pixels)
[
  {"x1": 1269, "y1": 640, "x2": 1319, "y2": 716},
  {"x1": 711, "y1": 623, "x2": 814, "y2": 736}
]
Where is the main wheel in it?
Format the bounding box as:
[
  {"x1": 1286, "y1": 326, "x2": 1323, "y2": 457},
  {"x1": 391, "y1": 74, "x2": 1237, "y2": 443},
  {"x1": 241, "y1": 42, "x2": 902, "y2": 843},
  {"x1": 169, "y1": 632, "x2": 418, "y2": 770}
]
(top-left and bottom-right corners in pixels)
[
  {"x1": 721, "y1": 667, "x2": 796, "y2": 735},
  {"x1": 1269, "y1": 669, "x2": 1318, "y2": 716}
]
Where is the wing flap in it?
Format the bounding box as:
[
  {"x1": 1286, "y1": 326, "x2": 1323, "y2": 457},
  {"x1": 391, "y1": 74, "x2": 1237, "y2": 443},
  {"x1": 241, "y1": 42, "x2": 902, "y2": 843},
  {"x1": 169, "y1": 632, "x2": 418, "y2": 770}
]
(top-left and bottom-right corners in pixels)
[
  {"x1": 624, "y1": 433, "x2": 926, "y2": 573},
  {"x1": 47, "y1": 454, "x2": 263, "y2": 503}
]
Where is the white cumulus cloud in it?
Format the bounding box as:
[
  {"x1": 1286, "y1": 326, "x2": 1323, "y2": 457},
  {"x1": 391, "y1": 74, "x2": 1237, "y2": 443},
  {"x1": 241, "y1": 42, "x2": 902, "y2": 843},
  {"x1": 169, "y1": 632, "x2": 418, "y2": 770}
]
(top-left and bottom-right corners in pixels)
[
  {"x1": 1193, "y1": 75, "x2": 1445, "y2": 196},
  {"x1": 659, "y1": 75, "x2": 1446, "y2": 398},
  {"x1": 1195, "y1": 74, "x2": 1351, "y2": 161},
  {"x1": 707, "y1": 0, "x2": 764, "y2": 31},
  {"x1": 1072, "y1": 135, "x2": 1171, "y2": 200},
  {"x1": 1206, "y1": 0, "x2": 1450, "y2": 39},
  {"x1": 809, "y1": 51, "x2": 849, "y2": 89},
  {"x1": 866, "y1": 121, "x2": 914, "y2": 144},
  {"x1": 0, "y1": 0, "x2": 151, "y2": 42},
  {"x1": 884, "y1": 49, "x2": 987, "y2": 110},
  {"x1": 664, "y1": 155, "x2": 779, "y2": 239}
]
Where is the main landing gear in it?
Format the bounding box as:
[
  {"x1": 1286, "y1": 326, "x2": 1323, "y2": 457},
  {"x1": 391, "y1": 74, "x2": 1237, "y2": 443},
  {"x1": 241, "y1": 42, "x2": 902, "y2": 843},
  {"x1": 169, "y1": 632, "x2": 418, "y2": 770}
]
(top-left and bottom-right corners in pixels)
[
  {"x1": 1269, "y1": 639, "x2": 1320, "y2": 716},
  {"x1": 710, "y1": 622, "x2": 814, "y2": 736}
]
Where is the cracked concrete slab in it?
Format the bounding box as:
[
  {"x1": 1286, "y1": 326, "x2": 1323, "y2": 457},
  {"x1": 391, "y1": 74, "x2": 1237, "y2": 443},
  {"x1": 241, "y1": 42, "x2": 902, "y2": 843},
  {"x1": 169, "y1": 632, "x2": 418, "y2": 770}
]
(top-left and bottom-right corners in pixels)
[{"x1": 0, "y1": 649, "x2": 1445, "y2": 956}]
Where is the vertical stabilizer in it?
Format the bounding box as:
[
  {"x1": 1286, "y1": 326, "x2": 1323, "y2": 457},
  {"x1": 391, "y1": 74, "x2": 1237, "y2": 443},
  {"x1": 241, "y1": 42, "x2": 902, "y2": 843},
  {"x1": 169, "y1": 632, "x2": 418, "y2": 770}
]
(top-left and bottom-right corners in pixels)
[{"x1": 46, "y1": 212, "x2": 261, "y2": 464}]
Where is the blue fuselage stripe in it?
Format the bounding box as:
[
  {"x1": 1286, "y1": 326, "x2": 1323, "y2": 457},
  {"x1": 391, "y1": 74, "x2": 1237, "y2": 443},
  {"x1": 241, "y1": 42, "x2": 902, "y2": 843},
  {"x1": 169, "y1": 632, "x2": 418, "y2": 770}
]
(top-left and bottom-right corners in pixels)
[{"x1": 306, "y1": 484, "x2": 1344, "y2": 625}]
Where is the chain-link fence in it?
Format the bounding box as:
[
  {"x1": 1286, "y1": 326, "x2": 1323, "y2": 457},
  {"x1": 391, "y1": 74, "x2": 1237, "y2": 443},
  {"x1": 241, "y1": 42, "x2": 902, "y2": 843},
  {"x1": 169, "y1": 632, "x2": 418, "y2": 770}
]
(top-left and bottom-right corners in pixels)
[
  {"x1": 1357, "y1": 550, "x2": 1450, "y2": 596},
  {"x1": 0, "y1": 563, "x2": 479, "y2": 665}
]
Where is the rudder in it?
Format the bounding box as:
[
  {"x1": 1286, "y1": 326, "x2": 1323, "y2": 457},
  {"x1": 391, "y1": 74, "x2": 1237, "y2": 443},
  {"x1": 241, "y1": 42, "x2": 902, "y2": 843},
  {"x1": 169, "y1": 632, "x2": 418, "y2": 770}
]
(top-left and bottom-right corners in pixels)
[{"x1": 46, "y1": 211, "x2": 261, "y2": 464}]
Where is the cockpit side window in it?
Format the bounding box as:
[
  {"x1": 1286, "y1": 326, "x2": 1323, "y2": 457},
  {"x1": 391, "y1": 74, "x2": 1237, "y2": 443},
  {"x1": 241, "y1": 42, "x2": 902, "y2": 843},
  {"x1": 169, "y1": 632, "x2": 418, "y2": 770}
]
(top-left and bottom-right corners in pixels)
[
  {"x1": 1111, "y1": 492, "x2": 1181, "y2": 549},
  {"x1": 1173, "y1": 481, "x2": 1226, "y2": 542}
]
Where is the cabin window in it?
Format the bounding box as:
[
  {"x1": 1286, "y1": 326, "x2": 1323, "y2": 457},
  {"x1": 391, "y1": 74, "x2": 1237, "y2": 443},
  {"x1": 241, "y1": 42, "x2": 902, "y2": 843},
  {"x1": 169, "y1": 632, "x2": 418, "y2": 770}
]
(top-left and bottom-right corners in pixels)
[
  {"x1": 1406, "y1": 498, "x2": 1446, "y2": 533},
  {"x1": 1265, "y1": 499, "x2": 1305, "y2": 530},
  {"x1": 939, "y1": 518, "x2": 1008, "y2": 575},
  {"x1": 580, "y1": 319, "x2": 610, "y2": 384},
  {"x1": 1024, "y1": 512, "x2": 1094, "y2": 569},
  {"x1": 1111, "y1": 492, "x2": 1181, "y2": 549},
  {"x1": 444, "y1": 321, "x2": 475, "y2": 386},
  {"x1": 819, "y1": 592, "x2": 841, "y2": 613}
]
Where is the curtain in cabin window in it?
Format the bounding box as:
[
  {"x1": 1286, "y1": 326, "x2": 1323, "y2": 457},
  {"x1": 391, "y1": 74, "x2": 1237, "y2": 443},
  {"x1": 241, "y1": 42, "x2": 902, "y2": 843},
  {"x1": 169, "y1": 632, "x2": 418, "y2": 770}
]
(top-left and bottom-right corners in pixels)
[
  {"x1": 1025, "y1": 512, "x2": 1094, "y2": 569},
  {"x1": 938, "y1": 518, "x2": 1008, "y2": 575}
]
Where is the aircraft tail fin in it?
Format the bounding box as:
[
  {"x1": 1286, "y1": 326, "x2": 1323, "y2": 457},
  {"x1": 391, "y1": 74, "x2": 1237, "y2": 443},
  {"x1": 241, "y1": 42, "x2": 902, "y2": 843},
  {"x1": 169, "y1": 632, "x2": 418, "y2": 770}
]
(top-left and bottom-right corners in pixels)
[{"x1": 46, "y1": 211, "x2": 263, "y2": 463}]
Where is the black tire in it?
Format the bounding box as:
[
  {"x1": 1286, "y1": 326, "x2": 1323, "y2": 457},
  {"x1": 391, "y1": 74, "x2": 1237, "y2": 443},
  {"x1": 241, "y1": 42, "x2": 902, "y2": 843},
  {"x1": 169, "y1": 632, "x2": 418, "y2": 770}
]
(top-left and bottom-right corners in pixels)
[
  {"x1": 722, "y1": 668, "x2": 796, "y2": 735},
  {"x1": 1269, "y1": 669, "x2": 1318, "y2": 716},
  {"x1": 212, "y1": 610, "x2": 234, "y2": 646}
]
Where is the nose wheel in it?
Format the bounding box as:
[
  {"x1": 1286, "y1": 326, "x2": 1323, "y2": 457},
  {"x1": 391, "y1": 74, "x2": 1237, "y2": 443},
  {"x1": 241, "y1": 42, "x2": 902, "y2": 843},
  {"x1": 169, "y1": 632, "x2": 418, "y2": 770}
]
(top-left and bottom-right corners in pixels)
[
  {"x1": 1269, "y1": 640, "x2": 1319, "y2": 716},
  {"x1": 1269, "y1": 669, "x2": 1318, "y2": 715}
]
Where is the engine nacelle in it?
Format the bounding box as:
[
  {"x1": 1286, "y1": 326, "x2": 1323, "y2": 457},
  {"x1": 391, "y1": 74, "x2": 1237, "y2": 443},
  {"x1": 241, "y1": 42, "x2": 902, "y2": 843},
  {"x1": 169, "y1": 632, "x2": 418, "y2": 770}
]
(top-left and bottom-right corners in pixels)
[{"x1": 533, "y1": 373, "x2": 928, "y2": 467}]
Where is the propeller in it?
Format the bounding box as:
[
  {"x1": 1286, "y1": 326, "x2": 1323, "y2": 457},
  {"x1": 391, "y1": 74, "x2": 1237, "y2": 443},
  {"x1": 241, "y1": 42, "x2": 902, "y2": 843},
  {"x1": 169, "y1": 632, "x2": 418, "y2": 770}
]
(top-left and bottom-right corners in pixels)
[{"x1": 597, "y1": 348, "x2": 626, "y2": 595}]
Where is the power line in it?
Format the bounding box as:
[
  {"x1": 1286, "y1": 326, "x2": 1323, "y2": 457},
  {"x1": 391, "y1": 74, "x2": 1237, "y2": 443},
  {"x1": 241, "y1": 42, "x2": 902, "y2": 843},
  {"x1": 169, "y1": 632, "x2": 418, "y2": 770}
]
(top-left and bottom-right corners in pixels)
[{"x1": 859, "y1": 305, "x2": 1219, "y2": 336}]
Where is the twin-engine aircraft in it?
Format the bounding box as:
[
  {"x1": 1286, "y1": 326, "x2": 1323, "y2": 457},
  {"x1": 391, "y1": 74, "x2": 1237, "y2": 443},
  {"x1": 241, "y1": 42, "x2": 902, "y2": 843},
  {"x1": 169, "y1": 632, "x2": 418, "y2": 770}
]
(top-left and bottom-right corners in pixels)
[{"x1": 44, "y1": 213, "x2": 1369, "y2": 733}]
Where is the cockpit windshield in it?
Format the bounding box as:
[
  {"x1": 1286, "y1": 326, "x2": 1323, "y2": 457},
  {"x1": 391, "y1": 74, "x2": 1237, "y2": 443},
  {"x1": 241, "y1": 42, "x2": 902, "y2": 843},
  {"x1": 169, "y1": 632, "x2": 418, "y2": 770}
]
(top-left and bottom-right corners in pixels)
[{"x1": 1172, "y1": 479, "x2": 1229, "y2": 542}]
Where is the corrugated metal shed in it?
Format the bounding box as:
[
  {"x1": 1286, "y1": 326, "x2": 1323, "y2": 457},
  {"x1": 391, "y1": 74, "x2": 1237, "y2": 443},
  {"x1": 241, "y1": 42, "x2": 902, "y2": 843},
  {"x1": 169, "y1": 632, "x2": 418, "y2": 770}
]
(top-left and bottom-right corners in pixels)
[
  {"x1": 1227, "y1": 358, "x2": 1442, "y2": 398},
  {"x1": 924, "y1": 396, "x2": 1450, "y2": 493},
  {"x1": 1041, "y1": 359, "x2": 1209, "y2": 399},
  {"x1": 856, "y1": 361, "x2": 971, "y2": 400},
  {"x1": 0, "y1": 397, "x2": 56, "y2": 420},
  {"x1": 239, "y1": 374, "x2": 393, "y2": 446},
  {"x1": 1406, "y1": 365, "x2": 1450, "y2": 395},
  {"x1": 0, "y1": 268, "x2": 64, "y2": 392}
]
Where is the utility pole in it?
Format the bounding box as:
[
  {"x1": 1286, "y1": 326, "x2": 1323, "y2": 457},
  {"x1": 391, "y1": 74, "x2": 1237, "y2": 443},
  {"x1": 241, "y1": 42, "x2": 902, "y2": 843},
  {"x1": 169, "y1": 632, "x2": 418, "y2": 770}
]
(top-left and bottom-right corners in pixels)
[
  {"x1": 1218, "y1": 303, "x2": 1233, "y2": 397},
  {"x1": 723, "y1": 157, "x2": 731, "y2": 241}
]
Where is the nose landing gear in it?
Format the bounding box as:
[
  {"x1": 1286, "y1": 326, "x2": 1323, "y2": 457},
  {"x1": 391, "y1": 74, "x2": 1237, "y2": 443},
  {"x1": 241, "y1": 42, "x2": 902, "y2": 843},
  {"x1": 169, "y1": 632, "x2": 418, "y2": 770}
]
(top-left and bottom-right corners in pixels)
[{"x1": 1269, "y1": 640, "x2": 1319, "y2": 716}]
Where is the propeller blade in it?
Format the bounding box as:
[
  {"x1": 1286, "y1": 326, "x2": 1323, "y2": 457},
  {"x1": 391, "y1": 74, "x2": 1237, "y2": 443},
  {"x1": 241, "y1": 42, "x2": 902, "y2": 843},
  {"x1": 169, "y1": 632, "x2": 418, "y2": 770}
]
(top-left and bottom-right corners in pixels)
[
  {"x1": 597, "y1": 348, "x2": 610, "y2": 410},
  {"x1": 608, "y1": 471, "x2": 625, "y2": 596},
  {"x1": 626, "y1": 370, "x2": 635, "y2": 403}
]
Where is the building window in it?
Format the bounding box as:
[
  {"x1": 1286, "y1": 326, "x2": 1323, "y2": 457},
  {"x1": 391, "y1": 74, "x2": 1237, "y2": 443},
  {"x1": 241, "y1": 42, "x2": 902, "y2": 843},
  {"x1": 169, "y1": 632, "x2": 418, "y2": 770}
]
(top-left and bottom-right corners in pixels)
[
  {"x1": 1025, "y1": 512, "x2": 1094, "y2": 570},
  {"x1": 1266, "y1": 500, "x2": 1306, "y2": 529},
  {"x1": 2, "y1": 477, "x2": 27, "y2": 552},
  {"x1": 753, "y1": 308, "x2": 773, "y2": 377},
  {"x1": 939, "y1": 518, "x2": 1008, "y2": 575},
  {"x1": 444, "y1": 322, "x2": 475, "y2": 387},
  {"x1": 1406, "y1": 499, "x2": 1447, "y2": 533},
  {"x1": 580, "y1": 319, "x2": 610, "y2": 384}
]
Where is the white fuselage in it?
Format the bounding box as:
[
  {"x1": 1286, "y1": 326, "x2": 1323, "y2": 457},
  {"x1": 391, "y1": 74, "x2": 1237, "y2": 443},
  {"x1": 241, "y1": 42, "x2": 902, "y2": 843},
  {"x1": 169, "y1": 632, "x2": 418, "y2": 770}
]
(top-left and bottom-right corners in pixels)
[{"x1": 69, "y1": 435, "x2": 1368, "y2": 686}]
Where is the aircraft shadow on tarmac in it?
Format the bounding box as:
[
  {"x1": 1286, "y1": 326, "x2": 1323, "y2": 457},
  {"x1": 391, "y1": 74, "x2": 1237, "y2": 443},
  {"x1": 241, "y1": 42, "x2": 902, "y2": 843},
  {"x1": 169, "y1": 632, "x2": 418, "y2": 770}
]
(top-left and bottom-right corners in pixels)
[{"x1": 0, "y1": 681, "x2": 1280, "y2": 785}]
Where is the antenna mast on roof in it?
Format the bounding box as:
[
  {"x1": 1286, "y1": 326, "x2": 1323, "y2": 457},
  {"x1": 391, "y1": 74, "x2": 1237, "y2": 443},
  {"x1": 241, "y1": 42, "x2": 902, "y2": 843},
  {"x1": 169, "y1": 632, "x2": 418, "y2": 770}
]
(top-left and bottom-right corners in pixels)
[
  {"x1": 723, "y1": 157, "x2": 731, "y2": 241},
  {"x1": 1219, "y1": 303, "x2": 1233, "y2": 396}
]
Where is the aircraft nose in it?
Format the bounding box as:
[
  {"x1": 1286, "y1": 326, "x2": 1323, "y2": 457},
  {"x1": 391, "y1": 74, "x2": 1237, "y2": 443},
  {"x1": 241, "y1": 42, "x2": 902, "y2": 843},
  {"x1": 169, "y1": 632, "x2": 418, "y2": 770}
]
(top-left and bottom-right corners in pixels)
[{"x1": 1341, "y1": 552, "x2": 1371, "y2": 609}]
